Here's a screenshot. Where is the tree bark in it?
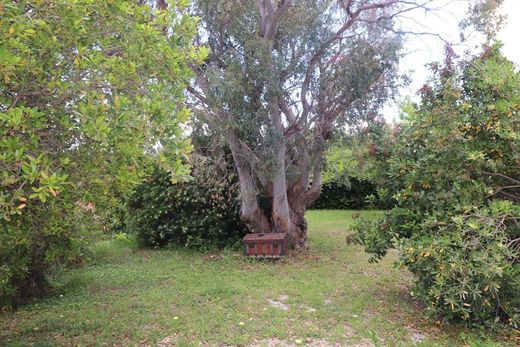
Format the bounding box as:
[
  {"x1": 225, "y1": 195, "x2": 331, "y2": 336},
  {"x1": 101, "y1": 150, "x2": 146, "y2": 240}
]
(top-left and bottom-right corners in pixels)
[
  {"x1": 228, "y1": 125, "x2": 314, "y2": 249},
  {"x1": 227, "y1": 128, "x2": 272, "y2": 234}
]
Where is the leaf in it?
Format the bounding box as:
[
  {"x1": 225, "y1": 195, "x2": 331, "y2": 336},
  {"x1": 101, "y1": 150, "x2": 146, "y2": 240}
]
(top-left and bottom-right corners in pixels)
[{"x1": 17, "y1": 204, "x2": 26, "y2": 209}]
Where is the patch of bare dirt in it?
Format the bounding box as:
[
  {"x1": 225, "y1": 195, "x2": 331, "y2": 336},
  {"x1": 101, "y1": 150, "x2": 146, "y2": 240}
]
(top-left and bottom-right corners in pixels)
[
  {"x1": 248, "y1": 338, "x2": 374, "y2": 347},
  {"x1": 344, "y1": 324, "x2": 355, "y2": 339},
  {"x1": 268, "y1": 294, "x2": 290, "y2": 310},
  {"x1": 156, "y1": 335, "x2": 178, "y2": 346}
]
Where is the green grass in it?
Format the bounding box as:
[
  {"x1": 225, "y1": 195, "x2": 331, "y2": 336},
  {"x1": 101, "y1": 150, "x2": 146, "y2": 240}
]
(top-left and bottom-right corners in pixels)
[{"x1": 0, "y1": 210, "x2": 515, "y2": 346}]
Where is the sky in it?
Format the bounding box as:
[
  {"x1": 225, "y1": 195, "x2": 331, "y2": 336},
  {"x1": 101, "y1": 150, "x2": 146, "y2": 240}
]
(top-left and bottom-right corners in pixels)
[{"x1": 384, "y1": 0, "x2": 520, "y2": 122}]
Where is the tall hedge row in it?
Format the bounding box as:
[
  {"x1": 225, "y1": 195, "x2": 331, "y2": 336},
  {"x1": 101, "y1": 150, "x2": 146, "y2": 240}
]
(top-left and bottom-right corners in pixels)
[{"x1": 311, "y1": 178, "x2": 386, "y2": 210}]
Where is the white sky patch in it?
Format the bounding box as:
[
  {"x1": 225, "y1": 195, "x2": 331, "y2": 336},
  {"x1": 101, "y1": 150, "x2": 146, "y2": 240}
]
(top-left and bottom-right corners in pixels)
[{"x1": 383, "y1": 0, "x2": 520, "y2": 123}]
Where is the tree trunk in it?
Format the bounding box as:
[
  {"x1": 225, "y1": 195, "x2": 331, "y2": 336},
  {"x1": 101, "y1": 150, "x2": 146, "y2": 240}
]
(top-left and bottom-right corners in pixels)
[
  {"x1": 228, "y1": 134, "x2": 314, "y2": 248},
  {"x1": 226, "y1": 129, "x2": 272, "y2": 234},
  {"x1": 13, "y1": 267, "x2": 49, "y2": 306},
  {"x1": 189, "y1": 0, "x2": 422, "y2": 250},
  {"x1": 287, "y1": 203, "x2": 308, "y2": 248}
]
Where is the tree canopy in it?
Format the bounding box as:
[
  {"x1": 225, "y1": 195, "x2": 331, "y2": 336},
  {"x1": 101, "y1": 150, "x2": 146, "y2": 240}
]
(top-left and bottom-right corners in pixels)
[
  {"x1": 0, "y1": 0, "x2": 205, "y2": 305},
  {"x1": 188, "y1": 0, "x2": 422, "y2": 247}
]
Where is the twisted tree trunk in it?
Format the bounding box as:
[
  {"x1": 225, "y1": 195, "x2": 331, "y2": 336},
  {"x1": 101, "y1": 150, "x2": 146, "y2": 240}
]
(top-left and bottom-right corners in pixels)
[{"x1": 227, "y1": 125, "x2": 322, "y2": 248}]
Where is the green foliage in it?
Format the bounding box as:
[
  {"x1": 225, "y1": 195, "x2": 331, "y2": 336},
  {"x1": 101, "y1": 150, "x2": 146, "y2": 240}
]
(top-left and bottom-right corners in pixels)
[
  {"x1": 127, "y1": 155, "x2": 247, "y2": 249},
  {"x1": 323, "y1": 123, "x2": 396, "y2": 186},
  {"x1": 311, "y1": 179, "x2": 379, "y2": 210},
  {"x1": 351, "y1": 207, "x2": 421, "y2": 261},
  {"x1": 0, "y1": 0, "x2": 204, "y2": 306},
  {"x1": 352, "y1": 46, "x2": 520, "y2": 328},
  {"x1": 0, "y1": 199, "x2": 93, "y2": 306},
  {"x1": 318, "y1": 123, "x2": 397, "y2": 210},
  {"x1": 402, "y1": 201, "x2": 519, "y2": 327}
]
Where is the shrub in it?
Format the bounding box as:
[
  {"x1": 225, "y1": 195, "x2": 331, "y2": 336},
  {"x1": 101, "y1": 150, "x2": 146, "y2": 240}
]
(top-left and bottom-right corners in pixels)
[
  {"x1": 403, "y1": 201, "x2": 519, "y2": 327},
  {"x1": 0, "y1": 0, "x2": 203, "y2": 306},
  {"x1": 0, "y1": 200, "x2": 95, "y2": 307},
  {"x1": 351, "y1": 46, "x2": 520, "y2": 328},
  {"x1": 127, "y1": 155, "x2": 247, "y2": 249},
  {"x1": 311, "y1": 179, "x2": 380, "y2": 210},
  {"x1": 354, "y1": 201, "x2": 519, "y2": 327},
  {"x1": 318, "y1": 123, "x2": 397, "y2": 211}
]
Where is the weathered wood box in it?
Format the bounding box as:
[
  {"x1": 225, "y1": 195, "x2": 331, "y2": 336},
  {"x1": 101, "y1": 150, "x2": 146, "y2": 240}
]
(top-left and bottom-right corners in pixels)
[{"x1": 243, "y1": 233, "x2": 287, "y2": 258}]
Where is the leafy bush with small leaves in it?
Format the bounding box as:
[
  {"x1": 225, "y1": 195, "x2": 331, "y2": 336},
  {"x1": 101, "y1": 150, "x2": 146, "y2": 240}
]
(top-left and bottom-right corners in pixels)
[
  {"x1": 0, "y1": 0, "x2": 203, "y2": 306},
  {"x1": 402, "y1": 201, "x2": 519, "y2": 327},
  {"x1": 0, "y1": 199, "x2": 96, "y2": 307},
  {"x1": 318, "y1": 123, "x2": 397, "y2": 210},
  {"x1": 351, "y1": 46, "x2": 520, "y2": 328},
  {"x1": 127, "y1": 156, "x2": 247, "y2": 249},
  {"x1": 311, "y1": 179, "x2": 379, "y2": 210},
  {"x1": 350, "y1": 207, "x2": 421, "y2": 261}
]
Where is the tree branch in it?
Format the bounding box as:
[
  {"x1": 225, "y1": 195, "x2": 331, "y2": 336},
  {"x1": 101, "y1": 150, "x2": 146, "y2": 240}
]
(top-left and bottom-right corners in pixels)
[
  {"x1": 257, "y1": 0, "x2": 291, "y2": 40},
  {"x1": 483, "y1": 172, "x2": 520, "y2": 185}
]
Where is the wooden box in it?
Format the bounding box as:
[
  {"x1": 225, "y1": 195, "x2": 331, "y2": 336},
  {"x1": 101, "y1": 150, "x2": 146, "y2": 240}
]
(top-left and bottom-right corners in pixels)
[{"x1": 243, "y1": 233, "x2": 287, "y2": 258}]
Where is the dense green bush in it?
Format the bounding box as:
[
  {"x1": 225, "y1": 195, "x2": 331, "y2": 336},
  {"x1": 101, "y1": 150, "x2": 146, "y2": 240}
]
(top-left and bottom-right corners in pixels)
[
  {"x1": 311, "y1": 179, "x2": 379, "y2": 210},
  {"x1": 402, "y1": 201, "x2": 519, "y2": 326},
  {"x1": 353, "y1": 201, "x2": 520, "y2": 327},
  {"x1": 351, "y1": 46, "x2": 520, "y2": 328},
  {"x1": 0, "y1": 200, "x2": 94, "y2": 306},
  {"x1": 0, "y1": 0, "x2": 202, "y2": 306},
  {"x1": 127, "y1": 155, "x2": 247, "y2": 249},
  {"x1": 315, "y1": 125, "x2": 397, "y2": 210}
]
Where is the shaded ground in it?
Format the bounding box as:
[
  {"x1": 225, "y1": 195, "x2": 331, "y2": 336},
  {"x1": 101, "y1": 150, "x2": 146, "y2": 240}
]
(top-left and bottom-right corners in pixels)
[{"x1": 0, "y1": 210, "x2": 515, "y2": 346}]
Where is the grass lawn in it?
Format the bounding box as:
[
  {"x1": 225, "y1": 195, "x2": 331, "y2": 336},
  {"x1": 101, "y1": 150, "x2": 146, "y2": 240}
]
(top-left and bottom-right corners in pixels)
[{"x1": 0, "y1": 210, "x2": 515, "y2": 346}]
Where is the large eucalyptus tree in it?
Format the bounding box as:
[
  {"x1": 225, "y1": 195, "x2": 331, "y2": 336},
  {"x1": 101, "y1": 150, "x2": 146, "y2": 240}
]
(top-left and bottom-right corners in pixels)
[{"x1": 187, "y1": 0, "x2": 430, "y2": 247}]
